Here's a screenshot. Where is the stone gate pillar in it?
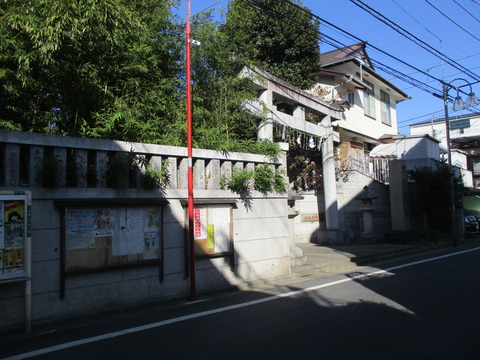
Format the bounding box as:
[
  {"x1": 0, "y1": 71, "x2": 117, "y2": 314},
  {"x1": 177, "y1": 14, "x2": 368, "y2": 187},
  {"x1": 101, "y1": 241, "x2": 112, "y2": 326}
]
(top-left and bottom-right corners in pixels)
[{"x1": 321, "y1": 116, "x2": 340, "y2": 230}]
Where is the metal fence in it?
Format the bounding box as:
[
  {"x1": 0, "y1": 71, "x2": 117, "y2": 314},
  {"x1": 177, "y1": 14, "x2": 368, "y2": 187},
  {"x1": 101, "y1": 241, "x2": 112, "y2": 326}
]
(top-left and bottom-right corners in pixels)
[{"x1": 337, "y1": 156, "x2": 391, "y2": 184}]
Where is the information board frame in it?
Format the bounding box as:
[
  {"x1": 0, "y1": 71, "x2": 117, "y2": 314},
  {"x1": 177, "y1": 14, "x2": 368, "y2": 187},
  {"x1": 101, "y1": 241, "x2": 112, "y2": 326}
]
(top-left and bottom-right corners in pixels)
[
  {"x1": 56, "y1": 198, "x2": 168, "y2": 298},
  {"x1": 0, "y1": 191, "x2": 31, "y2": 282},
  {"x1": 181, "y1": 199, "x2": 236, "y2": 276},
  {"x1": 0, "y1": 190, "x2": 32, "y2": 333}
]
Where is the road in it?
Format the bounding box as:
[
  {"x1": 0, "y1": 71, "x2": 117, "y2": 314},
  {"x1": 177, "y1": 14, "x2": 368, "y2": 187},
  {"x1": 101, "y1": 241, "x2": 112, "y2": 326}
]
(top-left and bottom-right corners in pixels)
[{"x1": 2, "y1": 243, "x2": 480, "y2": 360}]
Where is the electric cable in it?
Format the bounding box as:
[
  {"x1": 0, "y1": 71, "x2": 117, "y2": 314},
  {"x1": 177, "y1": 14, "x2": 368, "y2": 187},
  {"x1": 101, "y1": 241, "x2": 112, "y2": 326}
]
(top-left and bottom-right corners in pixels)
[
  {"x1": 453, "y1": 0, "x2": 480, "y2": 25},
  {"x1": 349, "y1": 0, "x2": 480, "y2": 82},
  {"x1": 424, "y1": 0, "x2": 480, "y2": 42}
]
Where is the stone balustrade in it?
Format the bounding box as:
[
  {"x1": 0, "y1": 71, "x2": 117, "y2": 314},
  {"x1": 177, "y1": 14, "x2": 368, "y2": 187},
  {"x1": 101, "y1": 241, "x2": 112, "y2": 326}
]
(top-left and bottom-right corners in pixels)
[{"x1": 0, "y1": 130, "x2": 284, "y2": 190}]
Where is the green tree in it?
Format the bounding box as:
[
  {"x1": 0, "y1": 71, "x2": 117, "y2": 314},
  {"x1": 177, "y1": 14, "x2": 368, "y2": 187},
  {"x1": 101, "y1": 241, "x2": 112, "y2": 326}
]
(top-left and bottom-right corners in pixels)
[
  {"x1": 223, "y1": 0, "x2": 321, "y2": 89},
  {"x1": 185, "y1": 10, "x2": 276, "y2": 154},
  {"x1": 0, "y1": 0, "x2": 183, "y2": 142},
  {"x1": 0, "y1": 1, "x2": 280, "y2": 157},
  {"x1": 407, "y1": 162, "x2": 464, "y2": 240}
]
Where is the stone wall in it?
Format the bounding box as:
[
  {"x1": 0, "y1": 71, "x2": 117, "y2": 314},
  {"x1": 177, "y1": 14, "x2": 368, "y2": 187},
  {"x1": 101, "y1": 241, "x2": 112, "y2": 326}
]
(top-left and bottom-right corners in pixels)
[
  {"x1": 291, "y1": 170, "x2": 391, "y2": 245},
  {"x1": 0, "y1": 130, "x2": 289, "y2": 331}
]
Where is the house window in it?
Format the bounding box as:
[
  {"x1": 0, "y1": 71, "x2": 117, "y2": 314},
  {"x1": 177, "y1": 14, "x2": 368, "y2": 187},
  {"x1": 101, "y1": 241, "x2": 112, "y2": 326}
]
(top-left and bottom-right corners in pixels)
[
  {"x1": 348, "y1": 91, "x2": 355, "y2": 106},
  {"x1": 472, "y1": 159, "x2": 480, "y2": 176},
  {"x1": 380, "y1": 90, "x2": 391, "y2": 125},
  {"x1": 363, "y1": 80, "x2": 376, "y2": 118}
]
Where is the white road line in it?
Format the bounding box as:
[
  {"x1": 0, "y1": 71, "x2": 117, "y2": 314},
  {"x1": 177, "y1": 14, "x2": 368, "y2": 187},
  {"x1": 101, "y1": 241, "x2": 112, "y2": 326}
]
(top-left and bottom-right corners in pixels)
[{"x1": 4, "y1": 246, "x2": 480, "y2": 360}]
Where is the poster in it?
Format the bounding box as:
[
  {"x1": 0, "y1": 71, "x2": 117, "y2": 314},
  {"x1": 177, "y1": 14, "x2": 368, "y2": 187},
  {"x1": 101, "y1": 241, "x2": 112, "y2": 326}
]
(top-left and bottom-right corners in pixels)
[
  {"x1": 144, "y1": 232, "x2": 160, "y2": 260},
  {"x1": 3, "y1": 248, "x2": 24, "y2": 273},
  {"x1": 4, "y1": 200, "x2": 24, "y2": 224},
  {"x1": 114, "y1": 208, "x2": 145, "y2": 256},
  {"x1": 66, "y1": 209, "x2": 96, "y2": 250},
  {"x1": 0, "y1": 202, "x2": 4, "y2": 249},
  {"x1": 1, "y1": 199, "x2": 26, "y2": 277},
  {"x1": 193, "y1": 205, "x2": 231, "y2": 255},
  {"x1": 146, "y1": 208, "x2": 160, "y2": 230},
  {"x1": 0, "y1": 193, "x2": 30, "y2": 281},
  {"x1": 194, "y1": 206, "x2": 207, "y2": 240},
  {"x1": 207, "y1": 225, "x2": 215, "y2": 250},
  {"x1": 208, "y1": 205, "x2": 230, "y2": 253},
  {"x1": 94, "y1": 208, "x2": 114, "y2": 237}
]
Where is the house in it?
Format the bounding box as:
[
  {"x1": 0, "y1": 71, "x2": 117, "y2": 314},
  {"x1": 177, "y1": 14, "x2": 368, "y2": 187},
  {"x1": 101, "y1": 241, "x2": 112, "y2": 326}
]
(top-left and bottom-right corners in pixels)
[
  {"x1": 307, "y1": 43, "x2": 411, "y2": 243},
  {"x1": 410, "y1": 112, "x2": 480, "y2": 188},
  {"x1": 312, "y1": 42, "x2": 410, "y2": 167}
]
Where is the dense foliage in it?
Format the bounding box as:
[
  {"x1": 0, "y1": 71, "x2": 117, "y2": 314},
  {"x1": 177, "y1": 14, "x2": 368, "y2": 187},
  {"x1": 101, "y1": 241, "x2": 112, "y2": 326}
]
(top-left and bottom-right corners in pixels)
[
  {"x1": 407, "y1": 162, "x2": 464, "y2": 237},
  {"x1": 0, "y1": 0, "x2": 320, "y2": 157},
  {"x1": 223, "y1": 0, "x2": 321, "y2": 89},
  {"x1": 0, "y1": 0, "x2": 183, "y2": 142}
]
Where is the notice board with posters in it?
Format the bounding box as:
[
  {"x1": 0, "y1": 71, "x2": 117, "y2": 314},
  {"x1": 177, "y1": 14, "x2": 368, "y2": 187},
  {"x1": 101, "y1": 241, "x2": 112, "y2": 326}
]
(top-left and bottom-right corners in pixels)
[
  {"x1": 58, "y1": 199, "x2": 168, "y2": 279},
  {"x1": 193, "y1": 205, "x2": 232, "y2": 256},
  {"x1": 182, "y1": 199, "x2": 236, "y2": 272},
  {"x1": 0, "y1": 191, "x2": 31, "y2": 282}
]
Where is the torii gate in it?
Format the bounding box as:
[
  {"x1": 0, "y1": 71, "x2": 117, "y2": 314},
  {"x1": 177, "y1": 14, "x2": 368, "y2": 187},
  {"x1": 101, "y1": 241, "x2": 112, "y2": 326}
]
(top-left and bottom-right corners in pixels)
[{"x1": 240, "y1": 66, "x2": 343, "y2": 231}]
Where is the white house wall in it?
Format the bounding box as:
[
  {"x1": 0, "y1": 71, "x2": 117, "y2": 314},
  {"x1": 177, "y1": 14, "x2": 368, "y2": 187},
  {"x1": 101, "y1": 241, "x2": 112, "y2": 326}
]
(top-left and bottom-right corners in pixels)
[
  {"x1": 326, "y1": 63, "x2": 401, "y2": 140},
  {"x1": 394, "y1": 136, "x2": 441, "y2": 160},
  {"x1": 410, "y1": 115, "x2": 480, "y2": 150}
]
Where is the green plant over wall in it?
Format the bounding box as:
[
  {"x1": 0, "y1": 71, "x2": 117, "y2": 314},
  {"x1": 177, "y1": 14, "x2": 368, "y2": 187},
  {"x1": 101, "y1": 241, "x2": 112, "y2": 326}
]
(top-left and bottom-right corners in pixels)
[
  {"x1": 227, "y1": 168, "x2": 253, "y2": 195},
  {"x1": 143, "y1": 159, "x2": 170, "y2": 189},
  {"x1": 273, "y1": 168, "x2": 288, "y2": 194},
  {"x1": 106, "y1": 151, "x2": 171, "y2": 189},
  {"x1": 226, "y1": 164, "x2": 287, "y2": 196},
  {"x1": 253, "y1": 163, "x2": 273, "y2": 194}
]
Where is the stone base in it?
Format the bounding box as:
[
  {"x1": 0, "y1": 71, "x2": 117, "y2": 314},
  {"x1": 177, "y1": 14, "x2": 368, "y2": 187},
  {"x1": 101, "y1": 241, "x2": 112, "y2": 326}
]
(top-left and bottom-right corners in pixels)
[
  {"x1": 358, "y1": 232, "x2": 377, "y2": 244},
  {"x1": 290, "y1": 246, "x2": 307, "y2": 267},
  {"x1": 317, "y1": 230, "x2": 350, "y2": 245}
]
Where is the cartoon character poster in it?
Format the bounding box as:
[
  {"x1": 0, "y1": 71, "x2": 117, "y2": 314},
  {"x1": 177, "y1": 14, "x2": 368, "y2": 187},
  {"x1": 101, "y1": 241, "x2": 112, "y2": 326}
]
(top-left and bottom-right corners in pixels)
[
  {"x1": 0, "y1": 201, "x2": 4, "y2": 249},
  {"x1": 4, "y1": 200, "x2": 24, "y2": 224},
  {"x1": 0, "y1": 195, "x2": 30, "y2": 279}
]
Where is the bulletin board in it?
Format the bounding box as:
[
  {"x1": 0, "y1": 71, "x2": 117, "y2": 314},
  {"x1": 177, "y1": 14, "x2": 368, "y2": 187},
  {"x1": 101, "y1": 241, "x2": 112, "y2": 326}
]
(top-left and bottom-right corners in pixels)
[
  {"x1": 0, "y1": 191, "x2": 31, "y2": 282},
  {"x1": 182, "y1": 199, "x2": 236, "y2": 274},
  {"x1": 57, "y1": 199, "x2": 168, "y2": 297}
]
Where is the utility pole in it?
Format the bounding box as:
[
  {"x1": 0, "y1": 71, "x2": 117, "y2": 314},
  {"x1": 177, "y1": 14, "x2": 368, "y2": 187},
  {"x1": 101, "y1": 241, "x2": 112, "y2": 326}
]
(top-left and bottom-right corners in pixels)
[{"x1": 186, "y1": 0, "x2": 196, "y2": 300}]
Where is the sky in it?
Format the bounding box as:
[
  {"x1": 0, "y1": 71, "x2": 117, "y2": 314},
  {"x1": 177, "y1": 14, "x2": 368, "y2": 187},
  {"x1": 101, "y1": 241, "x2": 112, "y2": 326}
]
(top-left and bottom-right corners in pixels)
[{"x1": 175, "y1": 0, "x2": 480, "y2": 135}]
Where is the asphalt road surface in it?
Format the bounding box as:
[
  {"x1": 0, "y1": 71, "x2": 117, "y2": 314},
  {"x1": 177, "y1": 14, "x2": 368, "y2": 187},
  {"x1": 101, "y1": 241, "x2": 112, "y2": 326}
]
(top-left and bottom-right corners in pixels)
[{"x1": 2, "y1": 243, "x2": 480, "y2": 360}]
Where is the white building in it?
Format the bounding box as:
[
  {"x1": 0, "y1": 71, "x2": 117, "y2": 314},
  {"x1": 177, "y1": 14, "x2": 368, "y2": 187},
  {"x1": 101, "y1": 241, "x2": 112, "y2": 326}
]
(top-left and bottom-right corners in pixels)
[
  {"x1": 314, "y1": 42, "x2": 410, "y2": 162},
  {"x1": 409, "y1": 112, "x2": 480, "y2": 151},
  {"x1": 409, "y1": 112, "x2": 480, "y2": 188}
]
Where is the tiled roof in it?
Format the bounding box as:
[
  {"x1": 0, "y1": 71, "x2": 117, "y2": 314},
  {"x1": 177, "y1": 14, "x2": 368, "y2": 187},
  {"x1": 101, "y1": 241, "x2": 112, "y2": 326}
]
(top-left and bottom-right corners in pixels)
[{"x1": 320, "y1": 42, "x2": 373, "y2": 69}]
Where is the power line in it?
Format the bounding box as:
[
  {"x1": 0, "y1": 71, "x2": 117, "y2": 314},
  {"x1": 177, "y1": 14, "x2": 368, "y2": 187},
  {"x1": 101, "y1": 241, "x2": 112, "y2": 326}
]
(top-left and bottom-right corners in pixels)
[
  {"x1": 397, "y1": 109, "x2": 445, "y2": 125},
  {"x1": 237, "y1": 0, "x2": 480, "y2": 134},
  {"x1": 453, "y1": 0, "x2": 480, "y2": 25},
  {"x1": 391, "y1": 0, "x2": 443, "y2": 43},
  {"x1": 424, "y1": 0, "x2": 480, "y2": 42},
  {"x1": 349, "y1": 0, "x2": 480, "y2": 83},
  {"x1": 239, "y1": 0, "x2": 472, "y2": 101},
  {"x1": 276, "y1": 0, "x2": 447, "y2": 97}
]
